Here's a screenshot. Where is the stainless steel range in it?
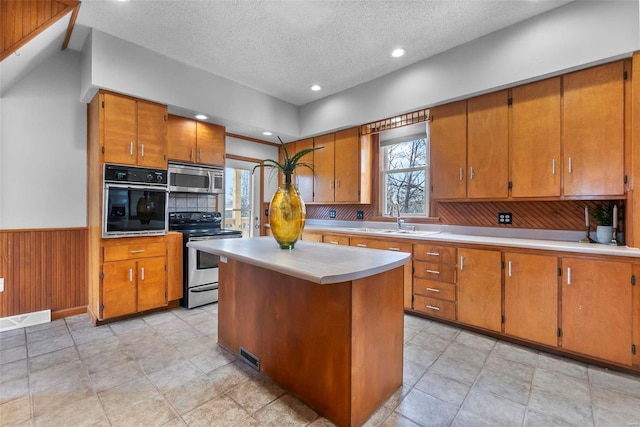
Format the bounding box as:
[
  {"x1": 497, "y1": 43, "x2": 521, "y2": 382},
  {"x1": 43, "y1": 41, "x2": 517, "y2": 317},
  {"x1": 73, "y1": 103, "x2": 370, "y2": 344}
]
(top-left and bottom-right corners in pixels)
[{"x1": 169, "y1": 211, "x2": 242, "y2": 309}]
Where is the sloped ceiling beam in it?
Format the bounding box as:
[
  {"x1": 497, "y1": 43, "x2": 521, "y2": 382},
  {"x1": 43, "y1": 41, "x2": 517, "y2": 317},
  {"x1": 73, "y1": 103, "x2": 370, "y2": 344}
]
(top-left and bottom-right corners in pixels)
[{"x1": 1, "y1": 0, "x2": 80, "y2": 62}]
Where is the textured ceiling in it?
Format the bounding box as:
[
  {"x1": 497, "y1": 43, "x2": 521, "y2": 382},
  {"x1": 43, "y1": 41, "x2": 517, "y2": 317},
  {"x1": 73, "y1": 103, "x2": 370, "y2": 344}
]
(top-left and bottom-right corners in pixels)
[{"x1": 70, "y1": 0, "x2": 574, "y2": 107}]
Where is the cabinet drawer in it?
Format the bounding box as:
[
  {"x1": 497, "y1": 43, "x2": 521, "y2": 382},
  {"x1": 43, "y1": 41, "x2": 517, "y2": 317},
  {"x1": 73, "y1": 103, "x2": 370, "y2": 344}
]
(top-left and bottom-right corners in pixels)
[
  {"x1": 413, "y1": 260, "x2": 456, "y2": 283},
  {"x1": 413, "y1": 279, "x2": 456, "y2": 302},
  {"x1": 323, "y1": 234, "x2": 350, "y2": 246},
  {"x1": 413, "y1": 295, "x2": 456, "y2": 321},
  {"x1": 104, "y1": 242, "x2": 167, "y2": 262},
  {"x1": 413, "y1": 244, "x2": 456, "y2": 264},
  {"x1": 378, "y1": 241, "x2": 412, "y2": 253}
]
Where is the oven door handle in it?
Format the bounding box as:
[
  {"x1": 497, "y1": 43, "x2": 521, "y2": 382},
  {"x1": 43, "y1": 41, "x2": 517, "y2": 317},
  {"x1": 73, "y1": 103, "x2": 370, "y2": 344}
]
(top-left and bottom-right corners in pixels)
[
  {"x1": 190, "y1": 285, "x2": 218, "y2": 293},
  {"x1": 189, "y1": 236, "x2": 226, "y2": 242},
  {"x1": 104, "y1": 183, "x2": 168, "y2": 192}
]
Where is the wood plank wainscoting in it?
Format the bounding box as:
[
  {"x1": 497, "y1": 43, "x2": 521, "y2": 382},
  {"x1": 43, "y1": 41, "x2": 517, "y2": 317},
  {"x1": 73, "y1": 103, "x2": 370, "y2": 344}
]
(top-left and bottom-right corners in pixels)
[{"x1": 0, "y1": 228, "x2": 88, "y2": 319}]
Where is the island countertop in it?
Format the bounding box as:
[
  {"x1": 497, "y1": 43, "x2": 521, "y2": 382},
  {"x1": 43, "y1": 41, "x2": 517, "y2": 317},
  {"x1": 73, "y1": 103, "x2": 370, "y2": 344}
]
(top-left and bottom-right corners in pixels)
[{"x1": 187, "y1": 236, "x2": 411, "y2": 284}]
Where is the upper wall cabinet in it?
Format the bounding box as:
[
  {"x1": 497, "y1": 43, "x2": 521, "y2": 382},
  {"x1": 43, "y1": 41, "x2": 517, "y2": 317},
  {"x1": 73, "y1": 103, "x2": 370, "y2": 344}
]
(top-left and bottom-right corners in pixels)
[
  {"x1": 167, "y1": 115, "x2": 226, "y2": 166},
  {"x1": 102, "y1": 92, "x2": 168, "y2": 169},
  {"x1": 430, "y1": 60, "x2": 627, "y2": 202},
  {"x1": 312, "y1": 127, "x2": 371, "y2": 204},
  {"x1": 467, "y1": 90, "x2": 510, "y2": 199},
  {"x1": 563, "y1": 61, "x2": 625, "y2": 197},
  {"x1": 430, "y1": 100, "x2": 467, "y2": 199},
  {"x1": 291, "y1": 138, "x2": 314, "y2": 202},
  {"x1": 511, "y1": 77, "x2": 562, "y2": 198}
]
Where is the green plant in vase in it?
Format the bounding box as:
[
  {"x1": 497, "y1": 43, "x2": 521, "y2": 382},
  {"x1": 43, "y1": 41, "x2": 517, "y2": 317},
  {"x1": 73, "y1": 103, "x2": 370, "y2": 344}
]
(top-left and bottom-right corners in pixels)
[
  {"x1": 592, "y1": 202, "x2": 614, "y2": 244},
  {"x1": 254, "y1": 137, "x2": 321, "y2": 249}
]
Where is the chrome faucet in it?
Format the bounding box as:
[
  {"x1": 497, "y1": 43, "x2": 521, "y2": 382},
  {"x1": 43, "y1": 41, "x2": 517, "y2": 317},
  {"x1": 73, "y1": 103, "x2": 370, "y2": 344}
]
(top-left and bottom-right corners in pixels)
[{"x1": 393, "y1": 203, "x2": 404, "y2": 230}]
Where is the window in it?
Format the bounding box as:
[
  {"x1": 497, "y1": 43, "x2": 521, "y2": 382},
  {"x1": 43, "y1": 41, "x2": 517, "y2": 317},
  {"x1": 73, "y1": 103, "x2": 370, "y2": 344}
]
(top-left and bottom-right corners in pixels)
[{"x1": 380, "y1": 124, "x2": 429, "y2": 217}]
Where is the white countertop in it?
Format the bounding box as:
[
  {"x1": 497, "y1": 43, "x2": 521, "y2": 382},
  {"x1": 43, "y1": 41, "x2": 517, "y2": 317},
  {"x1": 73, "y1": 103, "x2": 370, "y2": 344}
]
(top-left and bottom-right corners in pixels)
[
  {"x1": 187, "y1": 236, "x2": 411, "y2": 284},
  {"x1": 303, "y1": 225, "x2": 640, "y2": 258}
]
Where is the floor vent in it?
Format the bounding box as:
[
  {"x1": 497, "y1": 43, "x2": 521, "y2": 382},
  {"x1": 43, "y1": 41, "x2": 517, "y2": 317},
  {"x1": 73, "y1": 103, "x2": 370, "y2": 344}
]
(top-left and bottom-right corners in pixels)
[
  {"x1": 239, "y1": 346, "x2": 260, "y2": 371},
  {"x1": 0, "y1": 309, "x2": 51, "y2": 332}
]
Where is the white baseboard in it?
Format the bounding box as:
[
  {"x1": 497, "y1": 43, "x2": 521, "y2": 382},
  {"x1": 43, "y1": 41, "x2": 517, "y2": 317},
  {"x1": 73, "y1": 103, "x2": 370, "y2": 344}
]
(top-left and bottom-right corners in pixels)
[{"x1": 0, "y1": 309, "x2": 51, "y2": 332}]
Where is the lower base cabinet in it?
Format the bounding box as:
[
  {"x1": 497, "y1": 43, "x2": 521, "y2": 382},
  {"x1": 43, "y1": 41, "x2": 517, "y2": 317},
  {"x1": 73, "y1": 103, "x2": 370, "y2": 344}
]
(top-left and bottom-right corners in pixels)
[
  {"x1": 504, "y1": 252, "x2": 558, "y2": 347},
  {"x1": 457, "y1": 248, "x2": 502, "y2": 333},
  {"x1": 561, "y1": 257, "x2": 633, "y2": 366},
  {"x1": 101, "y1": 237, "x2": 168, "y2": 320}
]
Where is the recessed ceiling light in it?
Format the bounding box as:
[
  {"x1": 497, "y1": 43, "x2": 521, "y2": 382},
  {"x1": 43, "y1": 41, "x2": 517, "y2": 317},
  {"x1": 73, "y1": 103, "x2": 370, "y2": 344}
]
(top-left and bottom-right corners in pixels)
[
  {"x1": 194, "y1": 114, "x2": 208, "y2": 120},
  {"x1": 391, "y1": 48, "x2": 406, "y2": 58},
  {"x1": 310, "y1": 85, "x2": 322, "y2": 92},
  {"x1": 262, "y1": 131, "x2": 273, "y2": 136}
]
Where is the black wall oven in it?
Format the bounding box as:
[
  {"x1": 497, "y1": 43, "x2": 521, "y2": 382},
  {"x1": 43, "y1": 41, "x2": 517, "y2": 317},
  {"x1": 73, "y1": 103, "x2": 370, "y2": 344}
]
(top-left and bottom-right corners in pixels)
[{"x1": 103, "y1": 164, "x2": 169, "y2": 238}]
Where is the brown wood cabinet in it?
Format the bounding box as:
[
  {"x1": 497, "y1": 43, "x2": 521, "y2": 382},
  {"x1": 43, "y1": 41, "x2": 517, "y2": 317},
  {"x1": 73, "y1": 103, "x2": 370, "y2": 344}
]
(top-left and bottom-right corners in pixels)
[
  {"x1": 504, "y1": 252, "x2": 558, "y2": 346},
  {"x1": 313, "y1": 127, "x2": 370, "y2": 203},
  {"x1": 167, "y1": 114, "x2": 225, "y2": 166},
  {"x1": 563, "y1": 61, "x2": 625, "y2": 196},
  {"x1": 300, "y1": 230, "x2": 322, "y2": 242},
  {"x1": 323, "y1": 233, "x2": 350, "y2": 246},
  {"x1": 430, "y1": 100, "x2": 467, "y2": 199},
  {"x1": 101, "y1": 237, "x2": 167, "y2": 320},
  {"x1": 102, "y1": 91, "x2": 167, "y2": 168},
  {"x1": 350, "y1": 236, "x2": 413, "y2": 309},
  {"x1": 292, "y1": 138, "x2": 315, "y2": 202},
  {"x1": 412, "y1": 244, "x2": 457, "y2": 321},
  {"x1": 511, "y1": 78, "x2": 562, "y2": 198},
  {"x1": 457, "y1": 247, "x2": 502, "y2": 332},
  {"x1": 561, "y1": 257, "x2": 633, "y2": 366},
  {"x1": 467, "y1": 90, "x2": 509, "y2": 199},
  {"x1": 167, "y1": 231, "x2": 183, "y2": 301}
]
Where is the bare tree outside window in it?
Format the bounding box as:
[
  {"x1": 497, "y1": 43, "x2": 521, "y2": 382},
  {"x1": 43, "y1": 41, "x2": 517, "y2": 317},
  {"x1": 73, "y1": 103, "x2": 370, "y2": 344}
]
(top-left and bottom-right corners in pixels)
[{"x1": 381, "y1": 136, "x2": 429, "y2": 217}]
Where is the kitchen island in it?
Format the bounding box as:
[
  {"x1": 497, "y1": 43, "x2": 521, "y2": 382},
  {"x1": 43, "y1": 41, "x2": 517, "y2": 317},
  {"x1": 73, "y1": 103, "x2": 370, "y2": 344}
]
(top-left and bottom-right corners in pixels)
[{"x1": 187, "y1": 237, "x2": 411, "y2": 427}]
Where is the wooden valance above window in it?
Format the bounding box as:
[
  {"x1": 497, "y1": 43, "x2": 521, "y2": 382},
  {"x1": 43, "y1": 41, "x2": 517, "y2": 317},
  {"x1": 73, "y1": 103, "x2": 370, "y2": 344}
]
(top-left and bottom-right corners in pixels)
[{"x1": 360, "y1": 108, "x2": 430, "y2": 136}]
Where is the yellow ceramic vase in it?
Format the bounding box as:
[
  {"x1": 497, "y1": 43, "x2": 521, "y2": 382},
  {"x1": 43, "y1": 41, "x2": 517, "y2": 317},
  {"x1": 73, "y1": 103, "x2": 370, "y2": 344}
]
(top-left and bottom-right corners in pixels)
[{"x1": 269, "y1": 183, "x2": 306, "y2": 249}]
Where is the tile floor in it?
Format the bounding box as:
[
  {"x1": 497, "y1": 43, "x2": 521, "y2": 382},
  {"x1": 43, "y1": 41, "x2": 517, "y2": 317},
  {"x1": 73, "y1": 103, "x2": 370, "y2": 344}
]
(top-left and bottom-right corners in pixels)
[{"x1": 1, "y1": 305, "x2": 639, "y2": 426}]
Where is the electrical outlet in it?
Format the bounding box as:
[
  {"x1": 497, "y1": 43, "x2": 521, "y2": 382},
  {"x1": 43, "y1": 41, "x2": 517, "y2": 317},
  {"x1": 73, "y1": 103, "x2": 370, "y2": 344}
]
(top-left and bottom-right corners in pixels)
[
  {"x1": 0, "y1": 278, "x2": 4, "y2": 293},
  {"x1": 329, "y1": 210, "x2": 337, "y2": 219},
  {"x1": 498, "y1": 212, "x2": 512, "y2": 225},
  {"x1": 264, "y1": 209, "x2": 269, "y2": 217},
  {"x1": 356, "y1": 210, "x2": 364, "y2": 220}
]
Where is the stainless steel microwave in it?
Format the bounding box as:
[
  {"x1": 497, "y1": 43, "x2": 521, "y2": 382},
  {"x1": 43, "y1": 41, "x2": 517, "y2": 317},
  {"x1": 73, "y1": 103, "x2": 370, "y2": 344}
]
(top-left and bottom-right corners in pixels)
[{"x1": 168, "y1": 162, "x2": 224, "y2": 194}]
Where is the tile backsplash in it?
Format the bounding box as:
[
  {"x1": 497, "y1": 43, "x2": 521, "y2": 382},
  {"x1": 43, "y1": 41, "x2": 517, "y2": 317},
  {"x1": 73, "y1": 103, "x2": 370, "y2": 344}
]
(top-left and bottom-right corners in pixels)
[{"x1": 169, "y1": 194, "x2": 218, "y2": 212}]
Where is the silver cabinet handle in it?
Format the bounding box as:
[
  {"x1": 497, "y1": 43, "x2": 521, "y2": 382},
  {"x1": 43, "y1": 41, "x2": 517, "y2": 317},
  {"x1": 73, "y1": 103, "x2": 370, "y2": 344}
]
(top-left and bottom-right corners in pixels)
[
  {"x1": 356, "y1": 243, "x2": 367, "y2": 248},
  {"x1": 567, "y1": 267, "x2": 572, "y2": 285},
  {"x1": 552, "y1": 159, "x2": 556, "y2": 175},
  {"x1": 330, "y1": 180, "x2": 334, "y2": 189},
  {"x1": 568, "y1": 157, "x2": 573, "y2": 174},
  {"x1": 460, "y1": 256, "x2": 464, "y2": 271},
  {"x1": 190, "y1": 148, "x2": 194, "y2": 160},
  {"x1": 426, "y1": 305, "x2": 440, "y2": 311},
  {"x1": 141, "y1": 143, "x2": 144, "y2": 157},
  {"x1": 129, "y1": 142, "x2": 134, "y2": 156},
  {"x1": 459, "y1": 167, "x2": 463, "y2": 181},
  {"x1": 329, "y1": 241, "x2": 339, "y2": 245},
  {"x1": 199, "y1": 149, "x2": 202, "y2": 161},
  {"x1": 426, "y1": 269, "x2": 440, "y2": 274},
  {"x1": 388, "y1": 247, "x2": 401, "y2": 251},
  {"x1": 426, "y1": 287, "x2": 440, "y2": 293},
  {"x1": 140, "y1": 267, "x2": 145, "y2": 281},
  {"x1": 335, "y1": 179, "x2": 340, "y2": 188},
  {"x1": 129, "y1": 268, "x2": 133, "y2": 282},
  {"x1": 508, "y1": 261, "x2": 512, "y2": 277},
  {"x1": 130, "y1": 249, "x2": 145, "y2": 254},
  {"x1": 426, "y1": 252, "x2": 439, "y2": 256},
  {"x1": 469, "y1": 167, "x2": 475, "y2": 180}
]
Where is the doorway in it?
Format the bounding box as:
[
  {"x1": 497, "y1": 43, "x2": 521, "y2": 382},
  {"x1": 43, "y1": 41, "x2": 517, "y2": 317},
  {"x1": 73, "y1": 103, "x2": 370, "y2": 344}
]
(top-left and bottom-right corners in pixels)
[{"x1": 225, "y1": 157, "x2": 262, "y2": 238}]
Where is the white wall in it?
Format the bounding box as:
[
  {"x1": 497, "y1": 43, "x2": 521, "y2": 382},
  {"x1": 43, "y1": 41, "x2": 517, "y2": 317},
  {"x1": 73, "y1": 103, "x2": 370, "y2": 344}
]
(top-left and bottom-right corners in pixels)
[
  {"x1": 85, "y1": 30, "x2": 300, "y2": 140},
  {"x1": 299, "y1": 0, "x2": 640, "y2": 136},
  {"x1": 226, "y1": 136, "x2": 279, "y2": 202},
  {"x1": 0, "y1": 50, "x2": 87, "y2": 229}
]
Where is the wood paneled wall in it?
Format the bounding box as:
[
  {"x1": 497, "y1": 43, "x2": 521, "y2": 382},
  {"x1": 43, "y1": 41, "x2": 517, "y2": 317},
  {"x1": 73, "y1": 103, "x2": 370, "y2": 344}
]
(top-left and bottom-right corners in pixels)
[
  {"x1": 0, "y1": 228, "x2": 88, "y2": 319},
  {"x1": 435, "y1": 200, "x2": 625, "y2": 231},
  {"x1": 0, "y1": 0, "x2": 79, "y2": 61}
]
